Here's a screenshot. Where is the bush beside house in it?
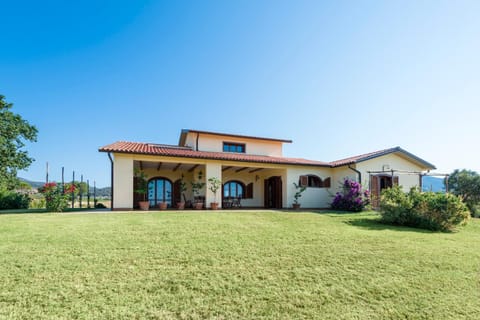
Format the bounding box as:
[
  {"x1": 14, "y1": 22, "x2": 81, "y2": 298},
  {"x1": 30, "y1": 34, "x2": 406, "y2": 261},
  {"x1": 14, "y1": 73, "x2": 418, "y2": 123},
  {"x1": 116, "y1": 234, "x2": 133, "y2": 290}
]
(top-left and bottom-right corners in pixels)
[
  {"x1": 380, "y1": 186, "x2": 469, "y2": 231},
  {"x1": 331, "y1": 178, "x2": 370, "y2": 212}
]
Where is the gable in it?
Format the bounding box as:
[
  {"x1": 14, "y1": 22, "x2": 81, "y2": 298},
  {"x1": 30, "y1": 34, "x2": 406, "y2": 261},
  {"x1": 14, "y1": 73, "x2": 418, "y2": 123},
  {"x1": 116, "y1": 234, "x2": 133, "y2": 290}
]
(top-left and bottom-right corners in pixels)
[{"x1": 355, "y1": 152, "x2": 428, "y2": 173}]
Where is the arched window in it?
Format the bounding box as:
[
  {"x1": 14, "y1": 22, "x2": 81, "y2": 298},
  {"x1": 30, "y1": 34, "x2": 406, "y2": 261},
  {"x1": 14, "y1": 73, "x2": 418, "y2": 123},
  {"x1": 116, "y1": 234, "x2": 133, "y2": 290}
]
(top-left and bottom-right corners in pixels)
[
  {"x1": 223, "y1": 181, "x2": 245, "y2": 198},
  {"x1": 299, "y1": 175, "x2": 330, "y2": 188},
  {"x1": 148, "y1": 178, "x2": 172, "y2": 207}
]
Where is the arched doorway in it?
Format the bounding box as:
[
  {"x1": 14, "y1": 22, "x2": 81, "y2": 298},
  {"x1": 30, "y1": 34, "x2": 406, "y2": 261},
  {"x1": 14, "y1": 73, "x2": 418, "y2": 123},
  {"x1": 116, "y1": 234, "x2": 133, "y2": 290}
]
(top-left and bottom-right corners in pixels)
[{"x1": 148, "y1": 177, "x2": 173, "y2": 208}]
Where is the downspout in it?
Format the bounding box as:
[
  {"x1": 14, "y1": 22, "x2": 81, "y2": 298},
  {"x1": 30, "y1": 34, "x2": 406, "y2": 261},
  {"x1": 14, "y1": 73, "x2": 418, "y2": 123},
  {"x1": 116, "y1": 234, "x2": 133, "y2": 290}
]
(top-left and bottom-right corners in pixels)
[
  {"x1": 108, "y1": 152, "x2": 114, "y2": 211},
  {"x1": 348, "y1": 165, "x2": 361, "y2": 183},
  {"x1": 196, "y1": 133, "x2": 200, "y2": 151}
]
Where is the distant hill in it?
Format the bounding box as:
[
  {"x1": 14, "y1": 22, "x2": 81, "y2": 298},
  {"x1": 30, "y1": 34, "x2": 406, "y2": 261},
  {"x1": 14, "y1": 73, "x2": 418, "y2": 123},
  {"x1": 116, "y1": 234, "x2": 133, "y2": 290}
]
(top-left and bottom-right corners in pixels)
[
  {"x1": 19, "y1": 178, "x2": 44, "y2": 189},
  {"x1": 422, "y1": 176, "x2": 446, "y2": 192},
  {"x1": 19, "y1": 178, "x2": 111, "y2": 197}
]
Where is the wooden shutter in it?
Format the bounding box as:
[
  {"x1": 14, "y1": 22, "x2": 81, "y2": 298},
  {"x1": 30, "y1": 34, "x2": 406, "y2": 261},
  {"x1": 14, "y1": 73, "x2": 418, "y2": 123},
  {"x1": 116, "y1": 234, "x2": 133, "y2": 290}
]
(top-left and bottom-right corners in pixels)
[
  {"x1": 264, "y1": 179, "x2": 269, "y2": 208},
  {"x1": 323, "y1": 177, "x2": 331, "y2": 188},
  {"x1": 393, "y1": 176, "x2": 399, "y2": 186},
  {"x1": 275, "y1": 177, "x2": 283, "y2": 209},
  {"x1": 370, "y1": 175, "x2": 379, "y2": 209},
  {"x1": 245, "y1": 183, "x2": 253, "y2": 199},
  {"x1": 173, "y1": 180, "x2": 181, "y2": 204},
  {"x1": 299, "y1": 175, "x2": 308, "y2": 187}
]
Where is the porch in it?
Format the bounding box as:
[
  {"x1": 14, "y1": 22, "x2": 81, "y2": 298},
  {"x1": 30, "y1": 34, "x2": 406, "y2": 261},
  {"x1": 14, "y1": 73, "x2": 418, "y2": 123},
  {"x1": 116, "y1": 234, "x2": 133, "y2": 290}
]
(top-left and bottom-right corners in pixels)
[{"x1": 114, "y1": 158, "x2": 287, "y2": 210}]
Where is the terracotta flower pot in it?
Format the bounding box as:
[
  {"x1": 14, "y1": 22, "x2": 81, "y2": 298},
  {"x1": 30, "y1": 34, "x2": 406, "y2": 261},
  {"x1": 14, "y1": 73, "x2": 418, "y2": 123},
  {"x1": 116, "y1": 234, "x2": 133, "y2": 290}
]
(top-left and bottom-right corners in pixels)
[
  {"x1": 194, "y1": 202, "x2": 203, "y2": 210},
  {"x1": 177, "y1": 202, "x2": 185, "y2": 210},
  {"x1": 292, "y1": 203, "x2": 301, "y2": 210},
  {"x1": 210, "y1": 202, "x2": 219, "y2": 210},
  {"x1": 138, "y1": 201, "x2": 150, "y2": 211},
  {"x1": 159, "y1": 202, "x2": 168, "y2": 210}
]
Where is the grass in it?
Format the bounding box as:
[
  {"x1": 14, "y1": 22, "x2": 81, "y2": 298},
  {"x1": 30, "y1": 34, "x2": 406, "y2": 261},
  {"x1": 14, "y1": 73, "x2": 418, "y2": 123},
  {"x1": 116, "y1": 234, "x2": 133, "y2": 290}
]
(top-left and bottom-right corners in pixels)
[{"x1": 0, "y1": 210, "x2": 479, "y2": 319}]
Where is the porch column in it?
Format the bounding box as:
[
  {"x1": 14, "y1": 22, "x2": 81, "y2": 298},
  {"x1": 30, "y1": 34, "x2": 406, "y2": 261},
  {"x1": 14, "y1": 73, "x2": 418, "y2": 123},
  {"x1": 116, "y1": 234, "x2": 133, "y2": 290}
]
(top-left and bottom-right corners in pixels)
[
  {"x1": 113, "y1": 156, "x2": 134, "y2": 210},
  {"x1": 205, "y1": 163, "x2": 222, "y2": 209}
]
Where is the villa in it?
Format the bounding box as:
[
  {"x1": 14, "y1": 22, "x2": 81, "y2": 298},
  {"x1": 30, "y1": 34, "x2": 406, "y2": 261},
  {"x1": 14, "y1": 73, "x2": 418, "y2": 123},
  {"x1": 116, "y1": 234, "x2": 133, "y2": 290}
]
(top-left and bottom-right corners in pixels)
[{"x1": 99, "y1": 129, "x2": 436, "y2": 210}]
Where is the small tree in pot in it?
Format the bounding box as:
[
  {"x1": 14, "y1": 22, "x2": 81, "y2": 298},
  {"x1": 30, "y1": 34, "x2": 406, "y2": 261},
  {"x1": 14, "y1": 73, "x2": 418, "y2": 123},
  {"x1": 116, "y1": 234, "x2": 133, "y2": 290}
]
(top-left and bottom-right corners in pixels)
[
  {"x1": 208, "y1": 177, "x2": 222, "y2": 210},
  {"x1": 191, "y1": 181, "x2": 205, "y2": 209},
  {"x1": 292, "y1": 182, "x2": 306, "y2": 209},
  {"x1": 177, "y1": 175, "x2": 188, "y2": 209},
  {"x1": 134, "y1": 169, "x2": 149, "y2": 210}
]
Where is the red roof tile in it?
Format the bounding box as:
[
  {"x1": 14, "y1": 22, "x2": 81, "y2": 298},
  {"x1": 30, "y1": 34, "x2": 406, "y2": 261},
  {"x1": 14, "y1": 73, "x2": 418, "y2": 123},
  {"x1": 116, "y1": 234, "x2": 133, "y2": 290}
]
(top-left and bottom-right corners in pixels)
[
  {"x1": 99, "y1": 142, "x2": 435, "y2": 170},
  {"x1": 329, "y1": 147, "x2": 436, "y2": 169},
  {"x1": 99, "y1": 141, "x2": 330, "y2": 167}
]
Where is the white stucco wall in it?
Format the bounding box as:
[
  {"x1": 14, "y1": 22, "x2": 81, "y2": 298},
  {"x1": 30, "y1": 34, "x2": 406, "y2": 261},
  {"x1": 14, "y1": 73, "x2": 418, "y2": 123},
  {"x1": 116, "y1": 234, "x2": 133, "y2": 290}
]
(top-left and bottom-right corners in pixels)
[
  {"x1": 332, "y1": 166, "x2": 358, "y2": 191},
  {"x1": 285, "y1": 167, "x2": 333, "y2": 208},
  {"x1": 205, "y1": 163, "x2": 222, "y2": 208},
  {"x1": 113, "y1": 155, "x2": 134, "y2": 209},
  {"x1": 183, "y1": 132, "x2": 284, "y2": 156},
  {"x1": 355, "y1": 153, "x2": 425, "y2": 191}
]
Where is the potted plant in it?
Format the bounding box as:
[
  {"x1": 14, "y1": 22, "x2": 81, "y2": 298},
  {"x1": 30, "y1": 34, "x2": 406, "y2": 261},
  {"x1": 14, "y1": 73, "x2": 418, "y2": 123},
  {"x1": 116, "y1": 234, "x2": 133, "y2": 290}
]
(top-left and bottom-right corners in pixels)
[
  {"x1": 159, "y1": 193, "x2": 169, "y2": 210},
  {"x1": 208, "y1": 177, "x2": 222, "y2": 210},
  {"x1": 134, "y1": 169, "x2": 149, "y2": 211},
  {"x1": 292, "y1": 182, "x2": 306, "y2": 210},
  {"x1": 191, "y1": 181, "x2": 205, "y2": 209},
  {"x1": 177, "y1": 175, "x2": 188, "y2": 210}
]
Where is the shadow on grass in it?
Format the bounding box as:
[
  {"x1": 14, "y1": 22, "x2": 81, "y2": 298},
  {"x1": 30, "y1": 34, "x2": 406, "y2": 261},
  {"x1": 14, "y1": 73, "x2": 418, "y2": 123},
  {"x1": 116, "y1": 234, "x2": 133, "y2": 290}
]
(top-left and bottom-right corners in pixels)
[
  {"x1": 310, "y1": 210, "x2": 375, "y2": 217},
  {"x1": 344, "y1": 217, "x2": 436, "y2": 233}
]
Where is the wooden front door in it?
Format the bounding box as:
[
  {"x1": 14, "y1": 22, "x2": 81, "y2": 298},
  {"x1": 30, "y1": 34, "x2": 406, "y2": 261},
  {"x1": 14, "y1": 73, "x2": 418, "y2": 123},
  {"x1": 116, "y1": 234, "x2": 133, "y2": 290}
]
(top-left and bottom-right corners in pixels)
[{"x1": 264, "y1": 176, "x2": 283, "y2": 209}]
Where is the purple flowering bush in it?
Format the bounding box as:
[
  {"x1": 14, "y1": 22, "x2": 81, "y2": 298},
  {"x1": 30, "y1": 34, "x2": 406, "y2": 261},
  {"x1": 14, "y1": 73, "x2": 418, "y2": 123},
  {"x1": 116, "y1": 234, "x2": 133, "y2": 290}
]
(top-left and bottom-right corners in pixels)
[{"x1": 331, "y1": 178, "x2": 370, "y2": 212}]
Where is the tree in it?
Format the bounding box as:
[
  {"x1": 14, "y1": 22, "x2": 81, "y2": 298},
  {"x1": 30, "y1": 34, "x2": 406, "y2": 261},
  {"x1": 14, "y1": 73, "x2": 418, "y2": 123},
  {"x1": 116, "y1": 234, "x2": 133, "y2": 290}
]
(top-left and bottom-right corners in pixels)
[
  {"x1": 447, "y1": 169, "x2": 480, "y2": 216},
  {"x1": 0, "y1": 95, "x2": 38, "y2": 190}
]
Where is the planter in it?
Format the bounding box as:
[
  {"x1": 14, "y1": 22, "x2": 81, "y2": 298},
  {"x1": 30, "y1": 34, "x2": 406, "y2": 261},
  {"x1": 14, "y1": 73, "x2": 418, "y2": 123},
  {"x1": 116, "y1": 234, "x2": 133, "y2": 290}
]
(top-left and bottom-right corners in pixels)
[
  {"x1": 194, "y1": 202, "x2": 203, "y2": 210},
  {"x1": 177, "y1": 202, "x2": 185, "y2": 210},
  {"x1": 292, "y1": 203, "x2": 301, "y2": 210},
  {"x1": 138, "y1": 201, "x2": 150, "y2": 211},
  {"x1": 159, "y1": 202, "x2": 168, "y2": 210},
  {"x1": 210, "y1": 202, "x2": 219, "y2": 210}
]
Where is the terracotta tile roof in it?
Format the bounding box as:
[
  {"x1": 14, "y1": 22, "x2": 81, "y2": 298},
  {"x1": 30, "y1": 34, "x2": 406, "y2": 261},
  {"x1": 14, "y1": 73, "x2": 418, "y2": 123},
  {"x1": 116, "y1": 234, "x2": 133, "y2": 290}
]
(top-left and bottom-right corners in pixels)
[
  {"x1": 329, "y1": 147, "x2": 436, "y2": 169},
  {"x1": 99, "y1": 142, "x2": 436, "y2": 170},
  {"x1": 99, "y1": 141, "x2": 329, "y2": 167}
]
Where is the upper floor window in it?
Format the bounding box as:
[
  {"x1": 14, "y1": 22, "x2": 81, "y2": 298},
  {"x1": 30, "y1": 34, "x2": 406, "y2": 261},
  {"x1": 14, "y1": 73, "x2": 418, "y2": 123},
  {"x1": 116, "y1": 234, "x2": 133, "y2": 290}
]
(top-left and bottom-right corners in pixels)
[{"x1": 223, "y1": 142, "x2": 245, "y2": 153}]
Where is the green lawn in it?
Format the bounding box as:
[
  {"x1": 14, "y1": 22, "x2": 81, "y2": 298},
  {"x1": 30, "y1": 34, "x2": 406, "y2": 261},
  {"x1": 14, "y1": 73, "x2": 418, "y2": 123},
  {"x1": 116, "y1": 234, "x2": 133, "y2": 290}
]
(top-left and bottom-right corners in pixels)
[{"x1": 0, "y1": 211, "x2": 479, "y2": 319}]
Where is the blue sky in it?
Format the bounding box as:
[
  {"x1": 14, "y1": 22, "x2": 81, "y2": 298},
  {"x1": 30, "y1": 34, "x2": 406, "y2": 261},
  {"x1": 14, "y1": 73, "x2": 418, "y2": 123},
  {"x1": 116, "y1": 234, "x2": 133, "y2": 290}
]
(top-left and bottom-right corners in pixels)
[{"x1": 2, "y1": 0, "x2": 479, "y2": 187}]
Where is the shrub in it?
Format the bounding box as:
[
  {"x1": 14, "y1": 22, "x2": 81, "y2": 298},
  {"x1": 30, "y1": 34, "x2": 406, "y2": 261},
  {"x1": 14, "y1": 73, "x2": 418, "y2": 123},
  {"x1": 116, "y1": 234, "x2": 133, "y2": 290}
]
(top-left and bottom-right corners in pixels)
[
  {"x1": 331, "y1": 178, "x2": 370, "y2": 212},
  {"x1": 0, "y1": 190, "x2": 30, "y2": 210},
  {"x1": 39, "y1": 182, "x2": 76, "y2": 212},
  {"x1": 380, "y1": 186, "x2": 470, "y2": 231},
  {"x1": 95, "y1": 203, "x2": 107, "y2": 209},
  {"x1": 29, "y1": 197, "x2": 46, "y2": 209}
]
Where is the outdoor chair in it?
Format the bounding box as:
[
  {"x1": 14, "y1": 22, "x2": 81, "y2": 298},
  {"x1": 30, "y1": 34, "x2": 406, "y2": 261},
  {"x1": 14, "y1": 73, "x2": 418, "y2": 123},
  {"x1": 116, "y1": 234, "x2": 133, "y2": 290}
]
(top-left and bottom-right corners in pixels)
[{"x1": 231, "y1": 197, "x2": 241, "y2": 208}]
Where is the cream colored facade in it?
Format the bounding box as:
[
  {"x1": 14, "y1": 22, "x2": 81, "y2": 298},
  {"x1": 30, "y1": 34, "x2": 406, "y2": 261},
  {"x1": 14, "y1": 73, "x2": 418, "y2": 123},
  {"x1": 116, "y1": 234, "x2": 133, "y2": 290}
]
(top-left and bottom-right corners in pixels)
[
  {"x1": 102, "y1": 129, "x2": 435, "y2": 210},
  {"x1": 183, "y1": 131, "x2": 284, "y2": 157}
]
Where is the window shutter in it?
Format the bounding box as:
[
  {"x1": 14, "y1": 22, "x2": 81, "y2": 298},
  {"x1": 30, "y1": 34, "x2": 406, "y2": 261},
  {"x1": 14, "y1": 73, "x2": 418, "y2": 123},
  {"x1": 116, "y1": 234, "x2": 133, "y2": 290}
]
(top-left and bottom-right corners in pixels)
[
  {"x1": 299, "y1": 175, "x2": 308, "y2": 187},
  {"x1": 323, "y1": 177, "x2": 331, "y2": 188},
  {"x1": 245, "y1": 183, "x2": 253, "y2": 199},
  {"x1": 264, "y1": 179, "x2": 269, "y2": 208},
  {"x1": 370, "y1": 175, "x2": 380, "y2": 208},
  {"x1": 393, "y1": 176, "x2": 399, "y2": 186}
]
